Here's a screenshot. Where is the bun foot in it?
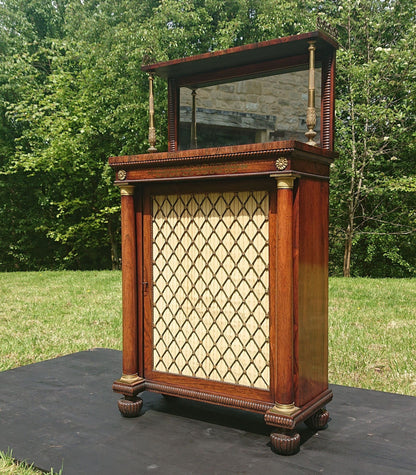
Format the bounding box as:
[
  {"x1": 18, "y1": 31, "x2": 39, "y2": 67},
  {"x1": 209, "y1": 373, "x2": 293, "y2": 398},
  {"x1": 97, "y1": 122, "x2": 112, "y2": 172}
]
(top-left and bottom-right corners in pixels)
[
  {"x1": 305, "y1": 408, "x2": 329, "y2": 430},
  {"x1": 117, "y1": 396, "x2": 143, "y2": 418},
  {"x1": 270, "y1": 429, "x2": 300, "y2": 455}
]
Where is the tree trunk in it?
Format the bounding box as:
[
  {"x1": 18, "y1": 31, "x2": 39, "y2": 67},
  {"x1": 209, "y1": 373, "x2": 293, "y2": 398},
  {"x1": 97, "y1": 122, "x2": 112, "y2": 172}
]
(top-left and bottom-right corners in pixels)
[
  {"x1": 108, "y1": 221, "x2": 120, "y2": 270},
  {"x1": 343, "y1": 225, "x2": 352, "y2": 277}
]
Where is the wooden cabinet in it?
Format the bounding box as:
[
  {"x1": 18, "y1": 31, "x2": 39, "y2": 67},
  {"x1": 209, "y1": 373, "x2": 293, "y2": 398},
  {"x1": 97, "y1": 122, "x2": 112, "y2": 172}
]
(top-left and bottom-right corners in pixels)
[{"x1": 110, "y1": 31, "x2": 338, "y2": 455}]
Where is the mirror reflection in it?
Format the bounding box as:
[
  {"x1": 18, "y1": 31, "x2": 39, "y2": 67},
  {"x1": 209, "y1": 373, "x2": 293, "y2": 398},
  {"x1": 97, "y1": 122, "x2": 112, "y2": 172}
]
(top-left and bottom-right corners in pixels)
[{"x1": 179, "y1": 68, "x2": 321, "y2": 150}]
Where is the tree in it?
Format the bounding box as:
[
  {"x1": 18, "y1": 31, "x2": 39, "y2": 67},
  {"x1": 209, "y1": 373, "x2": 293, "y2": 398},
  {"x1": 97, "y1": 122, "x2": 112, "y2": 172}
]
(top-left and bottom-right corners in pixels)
[
  {"x1": 0, "y1": 0, "x2": 414, "y2": 274},
  {"x1": 1, "y1": 0, "x2": 154, "y2": 269},
  {"x1": 0, "y1": 0, "x2": 70, "y2": 269},
  {"x1": 325, "y1": 0, "x2": 416, "y2": 276}
]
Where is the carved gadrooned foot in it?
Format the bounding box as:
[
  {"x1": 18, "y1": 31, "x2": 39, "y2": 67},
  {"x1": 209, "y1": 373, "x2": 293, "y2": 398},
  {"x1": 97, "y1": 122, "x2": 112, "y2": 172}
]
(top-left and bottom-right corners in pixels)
[
  {"x1": 117, "y1": 396, "x2": 143, "y2": 418},
  {"x1": 305, "y1": 408, "x2": 329, "y2": 430},
  {"x1": 270, "y1": 429, "x2": 300, "y2": 455}
]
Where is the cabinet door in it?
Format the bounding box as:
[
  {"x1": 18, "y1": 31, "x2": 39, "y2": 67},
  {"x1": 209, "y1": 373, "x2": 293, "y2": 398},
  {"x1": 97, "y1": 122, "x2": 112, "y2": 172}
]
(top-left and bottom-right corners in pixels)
[{"x1": 142, "y1": 180, "x2": 276, "y2": 404}]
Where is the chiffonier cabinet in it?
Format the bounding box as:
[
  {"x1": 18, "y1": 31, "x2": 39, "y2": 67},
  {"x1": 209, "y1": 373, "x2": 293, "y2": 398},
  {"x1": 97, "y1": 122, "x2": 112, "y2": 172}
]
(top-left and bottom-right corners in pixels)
[{"x1": 110, "y1": 30, "x2": 338, "y2": 455}]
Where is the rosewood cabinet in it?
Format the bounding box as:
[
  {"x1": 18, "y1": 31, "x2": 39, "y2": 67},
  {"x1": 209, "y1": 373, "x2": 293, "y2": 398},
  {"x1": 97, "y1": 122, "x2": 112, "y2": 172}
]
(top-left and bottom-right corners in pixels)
[{"x1": 110, "y1": 30, "x2": 338, "y2": 455}]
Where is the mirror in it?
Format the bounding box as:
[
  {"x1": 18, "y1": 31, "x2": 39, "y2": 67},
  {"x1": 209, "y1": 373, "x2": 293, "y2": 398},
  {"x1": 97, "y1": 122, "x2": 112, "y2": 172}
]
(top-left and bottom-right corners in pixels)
[{"x1": 178, "y1": 68, "x2": 321, "y2": 150}]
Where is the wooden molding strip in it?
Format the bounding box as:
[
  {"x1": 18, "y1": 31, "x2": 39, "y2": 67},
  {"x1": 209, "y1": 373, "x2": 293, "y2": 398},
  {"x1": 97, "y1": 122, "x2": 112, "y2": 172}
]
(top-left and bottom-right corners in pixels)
[{"x1": 145, "y1": 381, "x2": 274, "y2": 414}]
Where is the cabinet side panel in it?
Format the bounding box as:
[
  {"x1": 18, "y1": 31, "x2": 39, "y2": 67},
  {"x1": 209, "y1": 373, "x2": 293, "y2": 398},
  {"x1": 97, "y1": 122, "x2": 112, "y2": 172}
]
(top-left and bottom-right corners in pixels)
[{"x1": 295, "y1": 179, "x2": 329, "y2": 407}]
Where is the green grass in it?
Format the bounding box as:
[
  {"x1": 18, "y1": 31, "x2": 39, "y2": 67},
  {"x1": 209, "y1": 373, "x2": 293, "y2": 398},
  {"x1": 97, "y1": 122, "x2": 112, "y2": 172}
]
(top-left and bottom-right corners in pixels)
[
  {"x1": 0, "y1": 272, "x2": 415, "y2": 473},
  {"x1": 328, "y1": 277, "x2": 416, "y2": 396},
  {"x1": 0, "y1": 449, "x2": 60, "y2": 474},
  {"x1": 0, "y1": 271, "x2": 122, "y2": 372}
]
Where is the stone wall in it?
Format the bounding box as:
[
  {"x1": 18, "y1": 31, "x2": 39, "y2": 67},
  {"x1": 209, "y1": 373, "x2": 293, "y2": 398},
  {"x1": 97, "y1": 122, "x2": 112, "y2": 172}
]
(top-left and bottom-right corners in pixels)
[{"x1": 180, "y1": 68, "x2": 321, "y2": 147}]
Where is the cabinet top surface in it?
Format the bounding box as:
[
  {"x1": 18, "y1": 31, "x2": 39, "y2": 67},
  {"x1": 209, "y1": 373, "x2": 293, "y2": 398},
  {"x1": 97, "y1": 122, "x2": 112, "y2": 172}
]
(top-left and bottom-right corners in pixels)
[{"x1": 109, "y1": 140, "x2": 337, "y2": 167}]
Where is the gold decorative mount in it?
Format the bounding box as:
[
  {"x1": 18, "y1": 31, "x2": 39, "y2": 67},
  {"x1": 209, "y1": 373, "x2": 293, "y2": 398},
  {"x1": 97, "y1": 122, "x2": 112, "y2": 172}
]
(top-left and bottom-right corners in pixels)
[
  {"x1": 118, "y1": 374, "x2": 144, "y2": 385},
  {"x1": 119, "y1": 185, "x2": 135, "y2": 196},
  {"x1": 271, "y1": 173, "x2": 300, "y2": 189},
  {"x1": 117, "y1": 169, "x2": 127, "y2": 181},
  {"x1": 275, "y1": 157, "x2": 288, "y2": 171},
  {"x1": 305, "y1": 40, "x2": 317, "y2": 146},
  {"x1": 269, "y1": 402, "x2": 300, "y2": 417}
]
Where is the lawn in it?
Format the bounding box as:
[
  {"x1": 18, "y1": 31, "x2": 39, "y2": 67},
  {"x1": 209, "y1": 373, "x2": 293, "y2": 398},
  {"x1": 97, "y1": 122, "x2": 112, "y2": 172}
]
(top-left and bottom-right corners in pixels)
[
  {"x1": 0, "y1": 271, "x2": 122, "y2": 372},
  {"x1": 0, "y1": 271, "x2": 415, "y2": 473},
  {"x1": 328, "y1": 277, "x2": 416, "y2": 396}
]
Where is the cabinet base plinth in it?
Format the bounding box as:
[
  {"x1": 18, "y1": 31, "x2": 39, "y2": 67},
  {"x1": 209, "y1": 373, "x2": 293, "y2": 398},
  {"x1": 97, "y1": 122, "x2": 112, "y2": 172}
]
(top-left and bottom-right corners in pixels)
[
  {"x1": 112, "y1": 380, "x2": 333, "y2": 454},
  {"x1": 112, "y1": 377, "x2": 145, "y2": 398}
]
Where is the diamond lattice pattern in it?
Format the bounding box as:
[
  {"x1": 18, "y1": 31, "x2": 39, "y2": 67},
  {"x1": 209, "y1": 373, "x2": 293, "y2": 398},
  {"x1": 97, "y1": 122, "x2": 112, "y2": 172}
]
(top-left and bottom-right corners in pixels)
[{"x1": 152, "y1": 190, "x2": 270, "y2": 390}]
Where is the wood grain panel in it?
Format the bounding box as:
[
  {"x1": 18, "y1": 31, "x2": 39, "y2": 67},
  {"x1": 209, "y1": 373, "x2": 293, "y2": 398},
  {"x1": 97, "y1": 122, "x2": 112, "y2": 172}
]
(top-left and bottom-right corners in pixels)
[
  {"x1": 120, "y1": 188, "x2": 138, "y2": 376},
  {"x1": 295, "y1": 179, "x2": 329, "y2": 406},
  {"x1": 134, "y1": 188, "x2": 144, "y2": 377}
]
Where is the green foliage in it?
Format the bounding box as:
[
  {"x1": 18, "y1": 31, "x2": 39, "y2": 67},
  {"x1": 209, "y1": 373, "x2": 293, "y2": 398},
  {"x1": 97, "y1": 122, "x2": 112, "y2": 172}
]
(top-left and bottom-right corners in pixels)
[
  {"x1": 325, "y1": 0, "x2": 416, "y2": 276},
  {"x1": 0, "y1": 0, "x2": 415, "y2": 275}
]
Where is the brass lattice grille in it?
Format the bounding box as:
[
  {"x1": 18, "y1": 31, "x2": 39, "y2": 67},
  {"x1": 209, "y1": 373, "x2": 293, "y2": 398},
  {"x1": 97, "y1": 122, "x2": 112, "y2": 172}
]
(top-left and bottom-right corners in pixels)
[{"x1": 152, "y1": 190, "x2": 270, "y2": 389}]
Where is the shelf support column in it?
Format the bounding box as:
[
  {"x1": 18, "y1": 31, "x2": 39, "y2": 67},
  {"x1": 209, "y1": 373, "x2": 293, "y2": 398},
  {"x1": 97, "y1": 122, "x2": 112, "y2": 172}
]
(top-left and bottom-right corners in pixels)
[
  {"x1": 190, "y1": 89, "x2": 198, "y2": 148},
  {"x1": 305, "y1": 40, "x2": 317, "y2": 146}
]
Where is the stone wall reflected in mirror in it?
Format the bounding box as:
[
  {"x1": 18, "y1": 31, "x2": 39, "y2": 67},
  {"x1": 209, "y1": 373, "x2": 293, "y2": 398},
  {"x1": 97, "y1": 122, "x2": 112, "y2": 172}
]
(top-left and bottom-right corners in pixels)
[{"x1": 179, "y1": 68, "x2": 321, "y2": 150}]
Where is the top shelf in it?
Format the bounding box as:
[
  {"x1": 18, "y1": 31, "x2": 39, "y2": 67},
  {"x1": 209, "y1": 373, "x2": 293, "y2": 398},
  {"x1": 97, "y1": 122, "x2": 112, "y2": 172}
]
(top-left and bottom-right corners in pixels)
[{"x1": 142, "y1": 31, "x2": 338, "y2": 85}]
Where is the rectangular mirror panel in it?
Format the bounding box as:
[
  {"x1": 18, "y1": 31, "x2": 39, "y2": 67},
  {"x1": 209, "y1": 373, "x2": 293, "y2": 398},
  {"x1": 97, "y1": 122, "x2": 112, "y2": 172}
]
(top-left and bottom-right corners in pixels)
[{"x1": 179, "y1": 68, "x2": 321, "y2": 150}]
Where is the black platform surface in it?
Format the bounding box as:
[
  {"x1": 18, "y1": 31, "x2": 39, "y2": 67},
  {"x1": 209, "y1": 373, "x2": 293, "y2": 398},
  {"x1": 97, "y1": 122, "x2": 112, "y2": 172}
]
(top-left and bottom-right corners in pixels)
[{"x1": 0, "y1": 349, "x2": 415, "y2": 474}]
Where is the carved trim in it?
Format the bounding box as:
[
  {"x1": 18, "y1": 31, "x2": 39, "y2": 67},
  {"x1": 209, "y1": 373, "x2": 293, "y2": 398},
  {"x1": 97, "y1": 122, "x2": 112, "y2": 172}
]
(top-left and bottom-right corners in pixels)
[
  {"x1": 264, "y1": 411, "x2": 295, "y2": 429},
  {"x1": 145, "y1": 381, "x2": 273, "y2": 413},
  {"x1": 112, "y1": 379, "x2": 146, "y2": 397},
  {"x1": 112, "y1": 147, "x2": 296, "y2": 168}
]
